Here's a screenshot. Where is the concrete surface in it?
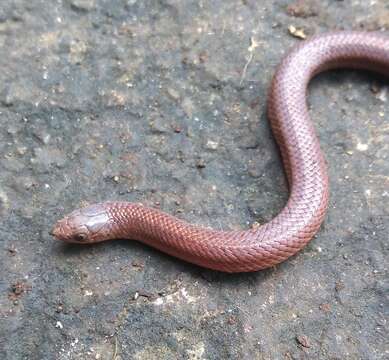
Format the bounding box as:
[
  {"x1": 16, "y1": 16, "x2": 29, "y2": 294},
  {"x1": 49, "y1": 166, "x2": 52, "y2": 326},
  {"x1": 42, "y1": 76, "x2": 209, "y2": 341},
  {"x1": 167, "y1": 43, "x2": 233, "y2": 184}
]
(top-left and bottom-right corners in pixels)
[{"x1": 0, "y1": 0, "x2": 388, "y2": 359}]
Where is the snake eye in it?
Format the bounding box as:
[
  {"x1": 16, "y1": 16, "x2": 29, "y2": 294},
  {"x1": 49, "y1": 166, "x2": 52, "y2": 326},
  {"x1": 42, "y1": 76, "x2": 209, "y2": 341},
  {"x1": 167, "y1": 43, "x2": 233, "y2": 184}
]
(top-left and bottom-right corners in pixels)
[{"x1": 74, "y1": 234, "x2": 87, "y2": 242}]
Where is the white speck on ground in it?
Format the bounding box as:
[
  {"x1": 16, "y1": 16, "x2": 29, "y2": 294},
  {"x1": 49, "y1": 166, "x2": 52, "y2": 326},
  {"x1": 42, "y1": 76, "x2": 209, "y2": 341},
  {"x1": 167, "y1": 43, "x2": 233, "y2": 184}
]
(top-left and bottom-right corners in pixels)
[
  {"x1": 153, "y1": 287, "x2": 197, "y2": 306},
  {"x1": 55, "y1": 321, "x2": 63, "y2": 329},
  {"x1": 356, "y1": 142, "x2": 369, "y2": 151}
]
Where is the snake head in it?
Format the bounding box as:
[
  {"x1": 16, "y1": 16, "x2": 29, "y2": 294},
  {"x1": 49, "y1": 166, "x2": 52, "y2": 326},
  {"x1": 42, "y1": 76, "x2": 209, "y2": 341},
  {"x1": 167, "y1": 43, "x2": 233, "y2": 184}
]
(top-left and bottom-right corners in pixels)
[{"x1": 50, "y1": 204, "x2": 114, "y2": 244}]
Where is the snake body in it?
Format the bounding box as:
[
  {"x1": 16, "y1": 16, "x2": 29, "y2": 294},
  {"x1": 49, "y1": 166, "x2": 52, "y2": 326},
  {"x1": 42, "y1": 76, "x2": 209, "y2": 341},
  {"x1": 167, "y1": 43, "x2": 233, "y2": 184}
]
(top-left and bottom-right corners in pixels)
[{"x1": 52, "y1": 32, "x2": 389, "y2": 272}]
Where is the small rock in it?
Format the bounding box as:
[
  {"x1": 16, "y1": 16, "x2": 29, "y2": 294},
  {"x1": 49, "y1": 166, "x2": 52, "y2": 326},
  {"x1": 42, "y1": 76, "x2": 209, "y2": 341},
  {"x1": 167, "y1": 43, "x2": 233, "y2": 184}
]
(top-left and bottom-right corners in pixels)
[
  {"x1": 288, "y1": 25, "x2": 307, "y2": 39},
  {"x1": 132, "y1": 260, "x2": 145, "y2": 270},
  {"x1": 0, "y1": 190, "x2": 9, "y2": 214},
  {"x1": 16, "y1": 146, "x2": 28, "y2": 156},
  {"x1": 1, "y1": 86, "x2": 16, "y2": 106},
  {"x1": 150, "y1": 117, "x2": 169, "y2": 133},
  {"x1": 7, "y1": 125, "x2": 19, "y2": 136},
  {"x1": 287, "y1": 1, "x2": 318, "y2": 18},
  {"x1": 33, "y1": 129, "x2": 51, "y2": 144},
  {"x1": 55, "y1": 321, "x2": 63, "y2": 329},
  {"x1": 166, "y1": 87, "x2": 180, "y2": 100},
  {"x1": 319, "y1": 303, "x2": 331, "y2": 312},
  {"x1": 356, "y1": 142, "x2": 368, "y2": 152},
  {"x1": 7, "y1": 247, "x2": 17, "y2": 256},
  {"x1": 196, "y1": 159, "x2": 206, "y2": 168},
  {"x1": 296, "y1": 335, "x2": 310, "y2": 348},
  {"x1": 69, "y1": 0, "x2": 95, "y2": 11},
  {"x1": 205, "y1": 140, "x2": 219, "y2": 150},
  {"x1": 248, "y1": 161, "x2": 263, "y2": 178}
]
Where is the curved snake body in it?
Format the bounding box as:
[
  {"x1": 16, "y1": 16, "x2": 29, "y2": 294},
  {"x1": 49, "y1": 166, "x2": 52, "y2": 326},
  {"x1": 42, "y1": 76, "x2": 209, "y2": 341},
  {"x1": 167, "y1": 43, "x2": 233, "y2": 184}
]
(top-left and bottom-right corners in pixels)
[{"x1": 52, "y1": 32, "x2": 389, "y2": 272}]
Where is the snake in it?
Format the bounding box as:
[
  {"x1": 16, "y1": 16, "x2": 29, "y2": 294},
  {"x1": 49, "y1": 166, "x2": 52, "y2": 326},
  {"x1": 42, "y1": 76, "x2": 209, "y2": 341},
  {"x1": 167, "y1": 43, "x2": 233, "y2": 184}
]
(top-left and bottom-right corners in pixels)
[{"x1": 51, "y1": 31, "x2": 389, "y2": 272}]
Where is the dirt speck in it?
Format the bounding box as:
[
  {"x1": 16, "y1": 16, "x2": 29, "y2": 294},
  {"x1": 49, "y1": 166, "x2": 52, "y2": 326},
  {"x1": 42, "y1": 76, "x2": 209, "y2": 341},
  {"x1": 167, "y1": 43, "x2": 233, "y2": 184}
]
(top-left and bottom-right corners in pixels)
[
  {"x1": 296, "y1": 335, "x2": 310, "y2": 348},
  {"x1": 286, "y1": 0, "x2": 319, "y2": 18}
]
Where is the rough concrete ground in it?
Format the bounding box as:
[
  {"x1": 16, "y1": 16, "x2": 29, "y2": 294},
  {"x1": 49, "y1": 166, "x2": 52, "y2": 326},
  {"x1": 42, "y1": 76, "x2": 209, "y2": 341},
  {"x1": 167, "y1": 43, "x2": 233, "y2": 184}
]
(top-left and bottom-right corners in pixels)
[{"x1": 0, "y1": 0, "x2": 388, "y2": 359}]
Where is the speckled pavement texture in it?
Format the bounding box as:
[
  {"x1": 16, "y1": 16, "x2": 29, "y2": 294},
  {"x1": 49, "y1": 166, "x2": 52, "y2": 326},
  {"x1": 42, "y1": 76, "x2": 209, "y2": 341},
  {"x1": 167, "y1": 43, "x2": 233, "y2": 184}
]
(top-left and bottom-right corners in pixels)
[{"x1": 0, "y1": 1, "x2": 388, "y2": 359}]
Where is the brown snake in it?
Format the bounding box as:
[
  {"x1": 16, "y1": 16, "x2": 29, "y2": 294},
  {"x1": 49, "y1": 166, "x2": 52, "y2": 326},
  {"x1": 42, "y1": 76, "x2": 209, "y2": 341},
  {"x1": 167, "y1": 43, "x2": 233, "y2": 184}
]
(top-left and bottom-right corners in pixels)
[{"x1": 51, "y1": 31, "x2": 389, "y2": 272}]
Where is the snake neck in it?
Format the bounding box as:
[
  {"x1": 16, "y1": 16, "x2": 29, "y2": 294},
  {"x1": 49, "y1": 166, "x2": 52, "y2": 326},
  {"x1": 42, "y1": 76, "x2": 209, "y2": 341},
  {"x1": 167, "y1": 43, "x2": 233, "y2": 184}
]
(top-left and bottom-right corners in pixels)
[{"x1": 105, "y1": 202, "x2": 196, "y2": 242}]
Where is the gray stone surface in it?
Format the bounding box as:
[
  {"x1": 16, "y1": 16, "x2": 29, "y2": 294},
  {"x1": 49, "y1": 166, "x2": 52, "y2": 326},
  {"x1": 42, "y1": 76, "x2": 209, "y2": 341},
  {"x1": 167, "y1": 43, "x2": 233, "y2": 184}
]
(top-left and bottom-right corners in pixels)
[{"x1": 0, "y1": 1, "x2": 388, "y2": 359}]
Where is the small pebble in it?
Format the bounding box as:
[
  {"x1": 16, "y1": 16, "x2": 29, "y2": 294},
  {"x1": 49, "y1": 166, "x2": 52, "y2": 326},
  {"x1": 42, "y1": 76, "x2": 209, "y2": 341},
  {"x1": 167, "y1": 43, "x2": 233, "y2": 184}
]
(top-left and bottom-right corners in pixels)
[
  {"x1": 69, "y1": 0, "x2": 95, "y2": 12},
  {"x1": 196, "y1": 159, "x2": 206, "y2": 168},
  {"x1": 0, "y1": 190, "x2": 9, "y2": 215},
  {"x1": 296, "y1": 335, "x2": 310, "y2": 348},
  {"x1": 33, "y1": 130, "x2": 51, "y2": 145},
  {"x1": 356, "y1": 142, "x2": 368, "y2": 152},
  {"x1": 288, "y1": 25, "x2": 307, "y2": 39},
  {"x1": 205, "y1": 140, "x2": 219, "y2": 150},
  {"x1": 166, "y1": 88, "x2": 180, "y2": 100},
  {"x1": 16, "y1": 146, "x2": 28, "y2": 156}
]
